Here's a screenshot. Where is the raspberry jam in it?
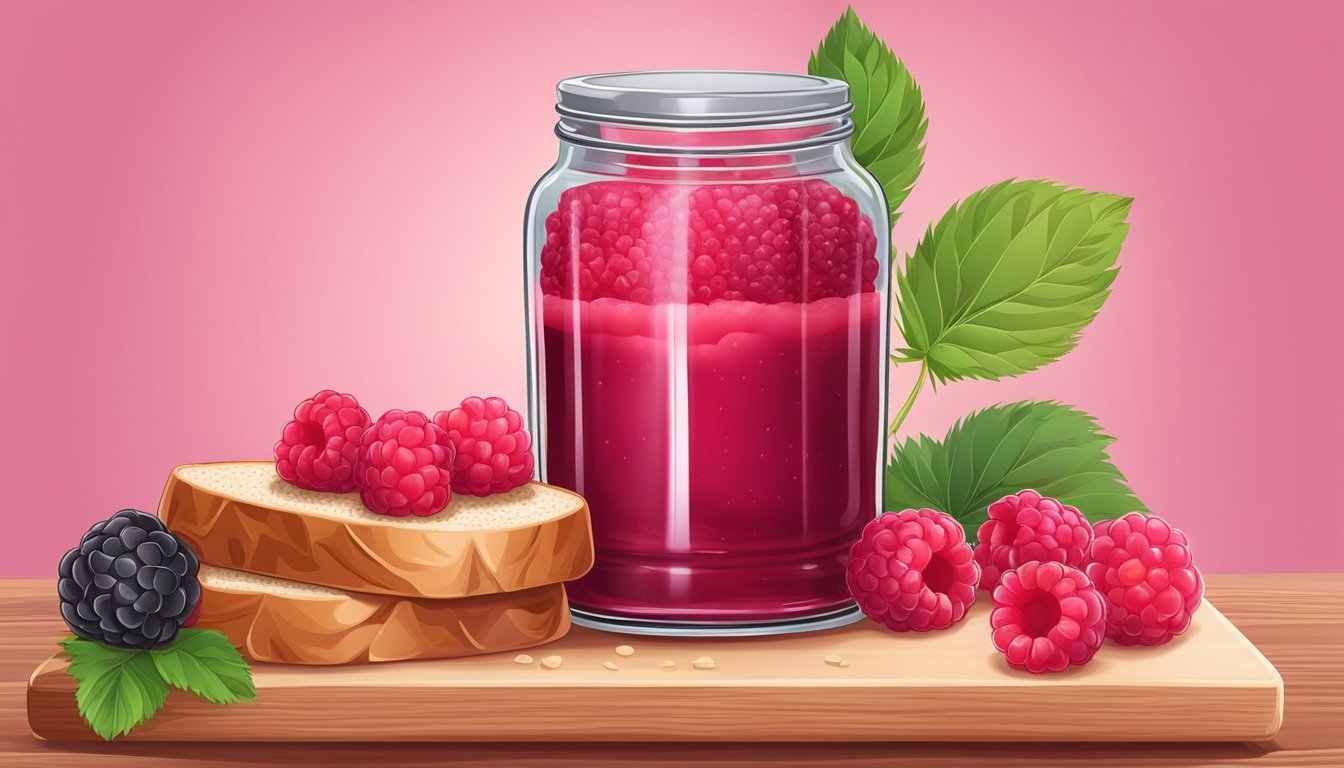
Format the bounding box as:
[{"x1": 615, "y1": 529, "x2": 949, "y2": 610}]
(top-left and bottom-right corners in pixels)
[{"x1": 525, "y1": 72, "x2": 889, "y2": 634}]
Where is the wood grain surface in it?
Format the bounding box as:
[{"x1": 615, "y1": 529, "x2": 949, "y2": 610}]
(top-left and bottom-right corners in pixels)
[
  {"x1": 26, "y1": 599, "x2": 1280, "y2": 743},
  {"x1": 3, "y1": 574, "x2": 1342, "y2": 766}
]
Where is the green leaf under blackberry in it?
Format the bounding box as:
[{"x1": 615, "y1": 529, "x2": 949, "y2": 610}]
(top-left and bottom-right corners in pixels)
[
  {"x1": 149, "y1": 629, "x2": 256, "y2": 704},
  {"x1": 809, "y1": 6, "x2": 927, "y2": 225},
  {"x1": 885, "y1": 400, "x2": 1147, "y2": 541},
  {"x1": 894, "y1": 180, "x2": 1132, "y2": 384},
  {"x1": 61, "y1": 637, "x2": 168, "y2": 741}
]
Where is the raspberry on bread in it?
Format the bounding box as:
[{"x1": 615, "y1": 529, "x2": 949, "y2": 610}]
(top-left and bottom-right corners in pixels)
[
  {"x1": 355, "y1": 409, "x2": 456, "y2": 517},
  {"x1": 159, "y1": 462, "x2": 593, "y2": 599},
  {"x1": 435, "y1": 396, "x2": 535, "y2": 497},
  {"x1": 195, "y1": 564, "x2": 569, "y2": 665},
  {"x1": 274, "y1": 390, "x2": 371, "y2": 493}
]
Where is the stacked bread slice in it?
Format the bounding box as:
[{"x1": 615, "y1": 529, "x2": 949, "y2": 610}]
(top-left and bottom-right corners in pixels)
[{"x1": 158, "y1": 462, "x2": 593, "y2": 665}]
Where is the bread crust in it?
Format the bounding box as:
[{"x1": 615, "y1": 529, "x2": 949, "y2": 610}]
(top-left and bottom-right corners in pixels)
[
  {"x1": 160, "y1": 462, "x2": 594, "y2": 599},
  {"x1": 197, "y1": 574, "x2": 571, "y2": 665}
]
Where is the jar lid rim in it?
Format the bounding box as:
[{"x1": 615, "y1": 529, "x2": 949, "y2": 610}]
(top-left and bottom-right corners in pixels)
[{"x1": 556, "y1": 70, "x2": 852, "y2": 127}]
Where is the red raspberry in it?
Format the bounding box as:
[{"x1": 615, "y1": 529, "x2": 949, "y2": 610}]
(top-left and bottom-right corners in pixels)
[
  {"x1": 1084, "y1": 512, "x2": 1203, "y2": 646},
  {"x1": 538, "y1": 180, "x2": 879, "y2": 305},
  {"x1": 847, "y1": 509, "x2": 979, "y2": 632},
  {"x1": 434, "y1": 396, "x2": 534, "y2": 496},
  {"x1": 354, "y1": 410, "x2": 455, "y2": 517},
  {"x1": 183, "y1": 600, "x2": 201, "y2": 628},
  {"x1": 274, "y1": 389, "x2": 371, "y2": 492},
  {"x1": 973, "y1": 490, "x2": 1094, "y2": 592},
  {"x1": 991, "y1": 561, "x2": 1106, "y2": 674}
]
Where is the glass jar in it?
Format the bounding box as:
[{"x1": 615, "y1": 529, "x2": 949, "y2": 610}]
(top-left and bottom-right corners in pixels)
[{"x1": 524, "y1": 71, "x2": 889, "y2": 635}]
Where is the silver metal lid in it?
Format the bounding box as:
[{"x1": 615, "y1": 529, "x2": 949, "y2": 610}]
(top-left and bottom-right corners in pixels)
[{"x1": 556, "y1": 70, "x2": 851, "y2": 127}]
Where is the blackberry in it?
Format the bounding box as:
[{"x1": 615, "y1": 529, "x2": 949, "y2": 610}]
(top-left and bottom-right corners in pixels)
[{"x1": 57, "y1": 509, "x2": 201, "y2": 648}]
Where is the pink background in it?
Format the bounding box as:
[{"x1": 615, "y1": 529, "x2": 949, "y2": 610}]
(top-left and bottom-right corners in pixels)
[{"x1": 1, "y1": 1, "x2": 1340, "y2": 577}]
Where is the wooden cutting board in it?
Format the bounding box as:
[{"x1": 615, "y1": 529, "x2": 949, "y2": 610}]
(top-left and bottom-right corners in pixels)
[{"x1": 27, "y1": 599, "x2": 1281, "y2": 743}]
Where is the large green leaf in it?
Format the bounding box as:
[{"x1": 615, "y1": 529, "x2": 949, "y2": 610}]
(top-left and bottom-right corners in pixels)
[
  {"x1": 886, "y1": 400, "x2": 1147, "y2": 542},
  {"x1": 62, "y1": 637, "x2": 169, "y2": 741},
  {"x1": 809, "y1": 7, "x2": 927, "y2": 224},
  {"x1": 894, "y1": 180, "x2": 1132, "y2": 383},
  {"x1": 149, "y1": 629, "x2": 256, "y2": 704}
]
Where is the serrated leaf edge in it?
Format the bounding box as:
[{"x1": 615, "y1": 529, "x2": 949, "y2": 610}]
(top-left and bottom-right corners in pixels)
[
  {"x1": 885, "y1": 401, "x2": 1147, "y2": 542},
  {"x1": 59, "y1": 630, "x2": 257, "y2": 740},
  {"x1": 809, "y1": 6, "x2": 928, "y2": 224},
  {"x1": 893, "y1": 181, "x2": 1133, "y2": 384},
  {"x1": 62, "y1": 638, "x2": 168, "y2": 741}
]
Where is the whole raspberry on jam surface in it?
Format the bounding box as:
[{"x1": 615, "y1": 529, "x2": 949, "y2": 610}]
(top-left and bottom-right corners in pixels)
[
  {"x1": 847, "y1": 508, "x2": 980, "y2": 632},
  {"x1": 274, "y1": 389, "x2": 371, "y2": 492},
  {"x1": 434, "y1": 396, "x2": 535, "y2": 496},
  {"x1": 538, "y1": 180, "x2": 879, "y2": 305},
  {"x1": 1084, "y1": 512, "x2": 1203, "y2": 646},
  {"x1": 354, "y1": 410, "x2": 455, "y2": 517},
  {"x1": 973, "y1": 489, "x2": 1094, "y2": 592},
  {"x1": 990, "y1": 561, "x2": 1106, "y2": 674}
]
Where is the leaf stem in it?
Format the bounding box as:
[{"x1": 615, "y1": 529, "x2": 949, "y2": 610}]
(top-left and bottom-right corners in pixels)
[{"x1": 888, "y1": 358, "x2": 928, "y2": 437}]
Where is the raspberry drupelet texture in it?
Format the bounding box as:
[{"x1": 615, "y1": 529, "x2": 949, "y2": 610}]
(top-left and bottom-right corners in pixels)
[
  {"x1": 274, "y1": 389, "x2": 372, "y2": 492},
  {"x1": 847, "y1": 509, "x2": 980, "y2": 632},
  {"x1": 973, "y1": 489, "x2": 1094, "y2": 592},
  {"x1": 538, "y1": 180, "x2": 879, "y2": 304},
  {"x1": 354, "y1": 410, "x2": 455, "y2": 517},
  {"x1": 434, "y1": 396, "x2": 535, "y2": 496},
  {"x1": 990, "y1": 561, "x2": 1106, "y2": 674},
  {"x1": 1085, "y1": 512, "x2": 1203, "y2": 646}
]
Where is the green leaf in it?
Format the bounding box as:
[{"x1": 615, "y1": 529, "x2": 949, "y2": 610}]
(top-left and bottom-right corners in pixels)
[
  {"x1": 894, "y1": 180, "x2": 1132, "y2": 384},
  {"x1": 885, "y1": 401, "x2": 1147, "y2": 542},
  {"x1": 61, "y1": 637, "x2": 168, "y2": 741},
  {"x1": 149, "y1": 629, "x2": 257, "y2": 704},
  {"x1": 809, "y1": 6, "x2": 927, "y2": 224}
]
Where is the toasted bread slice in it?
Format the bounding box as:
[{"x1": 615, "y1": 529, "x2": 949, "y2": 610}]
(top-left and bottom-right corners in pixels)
[
  {"x1": 160, "y1": 462, "x2": 593, "y2": 599},
  {"x1": 195, "y1": 564, "x2": 569, "y2": 665}
]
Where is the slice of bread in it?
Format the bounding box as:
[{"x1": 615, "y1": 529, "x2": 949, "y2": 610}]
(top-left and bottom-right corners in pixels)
[
  {"x1": 196, "y1": 564, "x2": 570, "y2": 665},
  {"x1": 160, "y1": 462, "x2": 593, "y2": 599}
]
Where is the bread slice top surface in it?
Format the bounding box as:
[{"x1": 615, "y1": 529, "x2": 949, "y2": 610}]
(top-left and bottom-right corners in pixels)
[
  {"x1": 175, "y1": 462, "x2": 582, "y2": 533},
  {"x1": 199, "y1": 563, "x2": 346, "y2": 599}
]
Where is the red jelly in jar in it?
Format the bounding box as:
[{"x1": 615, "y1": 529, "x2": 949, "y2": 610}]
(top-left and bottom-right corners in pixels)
[{"x1": 525, "y1": 72, "x2": 889, "y2": 635}]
